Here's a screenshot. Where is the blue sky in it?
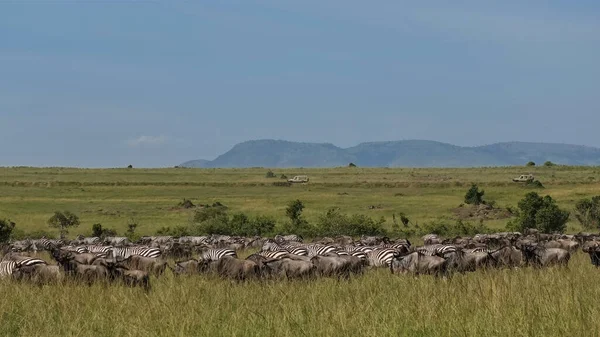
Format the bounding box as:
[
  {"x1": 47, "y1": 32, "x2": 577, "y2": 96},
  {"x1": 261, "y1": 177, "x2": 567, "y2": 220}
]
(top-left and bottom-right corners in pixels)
[{"x1": 1, "y1": 1, "x2": 598, "y2": 167}]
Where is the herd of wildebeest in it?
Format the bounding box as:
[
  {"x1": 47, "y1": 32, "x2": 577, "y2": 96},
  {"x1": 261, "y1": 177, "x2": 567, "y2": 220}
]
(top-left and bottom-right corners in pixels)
[{"x1": 2, "y1": 230, "x2": 600, "y2": 291}]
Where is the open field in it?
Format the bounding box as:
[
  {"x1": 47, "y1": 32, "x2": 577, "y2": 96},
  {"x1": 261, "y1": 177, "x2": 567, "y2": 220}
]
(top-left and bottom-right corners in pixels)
[
  {"x1": 2, "y1": 166, "x2": 600, "y2": 336},
  {"x1": 1, "y1": 252, "x2": 600, "y2": 337},
  {"x1": 1, "y1": 166, "x2": 599, "y2": 235}
]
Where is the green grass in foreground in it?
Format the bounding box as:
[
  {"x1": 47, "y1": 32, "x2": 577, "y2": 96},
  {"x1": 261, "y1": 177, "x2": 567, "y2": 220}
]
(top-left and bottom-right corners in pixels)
[
  {"x1": 1, "y1": 166, "x2": 599, "y2": 235},
  {"x1": 0, "y1": 252, "x2": 598, "y2": 337}
]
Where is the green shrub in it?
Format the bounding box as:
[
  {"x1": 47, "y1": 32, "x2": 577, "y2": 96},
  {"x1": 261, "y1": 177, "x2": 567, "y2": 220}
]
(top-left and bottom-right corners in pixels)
[
  {"x1": 193, "y1": 206, "x2": 228, "y2": 223},
  {"x1": 420, "y1": 219, "x2": 490, "y2": 237},
  {"x1": 464, "y1": 184, "x2": 485, "y2": 205},
  {"x1": 156, "y1": 225, "x2": 191, "y2": 237},
  {"x1": 526, "y1": 161, "x2": 536, "y2": 167},
  {"x1": 0, "y1": 219, "x2": 16, "y2": 243},
  {"x1": 265, "y1": 170, "x2": 276, "y2": 178},
  {"x1": 544, "y1": 161, "x2": 556, "y2": 167},
  {"x1": 91, "y1": 223, "x2": 116, "y2": 238},
  {"x1": 574, "y1": 196, "x2": 600, "y2": 230},
  {"x1": 525, "y1": 180, "x2": 544, "y2": 188},
  {"x1": 507, "y1": 192, "x2": 569, "y2": 233},
  {"x1": 47, "y1": 211, "x2": 80, "y2": 239},
  {"x1": 280, "y1": 174, "x2": 288, "y2": 180},
  {"x1": 314, "y1": 209, "x2": 387, "y2": 237},
  {"x1": 348, "y1": 163, "x2": 357, "y2": 167}
]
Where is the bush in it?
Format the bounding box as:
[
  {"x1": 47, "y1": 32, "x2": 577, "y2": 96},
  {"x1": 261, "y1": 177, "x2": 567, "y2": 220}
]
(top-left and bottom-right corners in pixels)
[
  {"x1": 280, "y1": 174, "x2": 288, "y2": 180},
  {"x1": 193, "y1": 206, "x2": 228, "y2": 223},
  {"x1": 156, "y1": 225, "x2": 191, "y2": 237},
  {"x1": 544, "y1": 161, "x2": 556, "y2": 167},
  {"x1": 0, "y1": 219, "x2": 16, "y2": 243},
  {"x1": 464, "y1": 184, "x2": 485, "y2": 205},
  {"x1": 420, "y1": 219, "x2": 490, "y2": 237},
  {"x1": 265, "y1": 170, "x2": 276, "y2": 178},
  {"x1": 47, "y1": 211, "x2": 80, "y2": 239},
  {"x1": 507, "y1": 192, "x2": 569, "y2": 233},
  {"x1": 91, "y1": 223, "x2": 116, "y2": 238},
  {"x1": 348, "y1": 163, "x2": 357, "y2": 167},
  {"x1": 126, "y1": 219, "x2": 139, "y2": 241},
  {"x1": 525, "y1": 180, "x2": 544, "y2": 188},
  {"x1": 574, "y1": 196, "x2": 600, "y2": 230},
  {"x1": 127, "y1": 165, "x2": 133, "y2": 169},
  {"x1": 526, "y1": 161, "x2": 536, "y2": 167},
  {"x1": 279, "y1": 200, "x2": 312, "y2": 236},
  {"x1": 178, "y1": 199, "x2": 195, "y2": 209},
  {"x1": 314, "y1": 209, "x2": 387, "y2": 237}
]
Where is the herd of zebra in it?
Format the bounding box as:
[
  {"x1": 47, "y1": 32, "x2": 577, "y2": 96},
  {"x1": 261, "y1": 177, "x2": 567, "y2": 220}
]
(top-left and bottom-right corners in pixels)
[{"x1": 2, "y1": 231, "x2": 600, "y2": 289}]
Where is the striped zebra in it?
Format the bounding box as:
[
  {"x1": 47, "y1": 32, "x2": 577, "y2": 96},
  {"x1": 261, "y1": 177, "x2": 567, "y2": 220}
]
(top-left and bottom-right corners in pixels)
[
  {"x1": 178, "y1": 236, "x2": 210, "y2": 245},
  {"x1": 380, "y1": 243, "x2": 411, "y2": 253},
  {"x1": 258, "y1": 250, "x2": 290, "y2": 259},
  {"x1": 341, "y1": 247, "x2": 368, "y2": 260},
  {"x1": 109, "y1": 246, "x2": 161, "y2": 259},
  {"x1": 415, "y1": 244, "x2": 457, "y2": 257},
  {"x1": 33, "y1": 238, "x2": 64, "y2": 251},
  {"x1": 104, "y1": 237, "x2": 130, "y2": 247},
  {"x1": 199, "y1": 248, "x2": 237, "y2": 262},
  {"x1": 0, "y1": 261, "x2": 16, "y2": 279},
  {"x1": 303, "y1": 244, "x2": 339, "y2": 257},
  {"x1": 274, "y1": 234, "x2": 303, "y2": 243},
  {"x1": 366, "y1": 248, "x2": 398, "y2": 267},
  {"x1": 262, "y1": 241, "x2": 308, "y2": 256},
  {"x1": 75, "y1": 235, "x2": 101, "y2": 245},
  {"x1": 61, "y1": 245, "x2": 89, "y2": 254}
]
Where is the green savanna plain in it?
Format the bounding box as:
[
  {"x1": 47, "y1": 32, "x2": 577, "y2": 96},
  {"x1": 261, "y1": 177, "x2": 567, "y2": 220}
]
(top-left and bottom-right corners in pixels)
[{"x1": 1, "y1": 166, "x2": 600, "y2": 337}]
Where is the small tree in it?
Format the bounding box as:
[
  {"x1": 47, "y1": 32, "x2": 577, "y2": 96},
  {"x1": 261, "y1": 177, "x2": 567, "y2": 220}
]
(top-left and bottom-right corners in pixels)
[
  {"x1": 0, "y1": 219, "x2": 16, "y2": 243},
  {"x1": 348, "y1": 162, "x2": 357, "y2": 167},
  {"x1": 526, "y1": 161, "x2": 536, "y2": 167},
  {"x1": 544, "y1": 161, "x2": 556, "y2": 167},
  {"x1": 399, "y1": 213, "x2": 410, "y2": 227},
  {"x1": 126, "y1": 218, "x2": 139, "y2": 241},
  {"x1": 574, "y1": 196, "x2": 600, "y2": 229},
  {"x1": 127, "y1": 164, "x2": 133, "y2": 169},
  {"x1": 283, "y1": 199, "x2": 311, "y2": 236},
  {"x1": 265, "y1": 170, "x2": 276, "y2": 178},
  {"x1": 464, "y1": 184, "x2": 485, "y2": 205},
  {"x1": 92, "y1": 223, "x2": 116, "y2": 238},
  {"x1": 507, "y1": 192, "x2": 569, "y2": 233},
  {"x1": 48, "y1": 211, "x2": 80, "y2": 239}
]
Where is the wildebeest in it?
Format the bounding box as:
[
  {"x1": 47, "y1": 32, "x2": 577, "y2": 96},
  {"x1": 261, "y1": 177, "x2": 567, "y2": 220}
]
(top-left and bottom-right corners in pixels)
[
  {"x1": 263, "y1": 258, "x2": 316, "y2": 279},
  {"x1": 211, "y1": 256, "x2": 260, "y2": 281},
  {"x1": 520, "y1": 244, "x2": 570, "y2": 267},
  {"x1": 390, "y1": 252, "x2": 447, "y2": 277},
  {"x1": 12, "y1": 264, "x2": 64, "y2": 284},
  {"x1": 117, "y1": 255, "x2": 168, "y2": 277},
  {"x1": 310, "y1": 254, "x2": 352, "y2": 279}
]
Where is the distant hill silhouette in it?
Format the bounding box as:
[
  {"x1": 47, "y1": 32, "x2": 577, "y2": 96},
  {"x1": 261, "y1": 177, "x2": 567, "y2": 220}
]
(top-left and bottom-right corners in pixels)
[{"x1": 180, "y1": 140, "x2": 600, "y2": 168}]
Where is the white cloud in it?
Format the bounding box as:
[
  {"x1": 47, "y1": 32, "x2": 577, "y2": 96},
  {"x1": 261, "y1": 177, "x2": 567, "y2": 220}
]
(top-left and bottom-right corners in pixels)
[{"x1": 127, "y1": 135, "x2": 167, "y2": 148}]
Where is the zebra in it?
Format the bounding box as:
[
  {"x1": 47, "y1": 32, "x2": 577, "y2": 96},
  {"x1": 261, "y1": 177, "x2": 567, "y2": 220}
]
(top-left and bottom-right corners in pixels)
[
  {"x1": 303, "y1": 244, "x2": 339, "y2": 257},
  {"x1": 74, "y1": 235, "x2": 101, "y2": 245},
  {"x1": 104, "y1": 237, "x2": 130, "y2": 247},
  {"x1": 341, "y1": 247, "x2": 368, "y2": 259},
  {"x1": 258, "y1": 250, "x2": 290, "y2": 259},
  {"x1": 178, "y1": 236, "x2": 210, "y2": 245},
  {"x1": 85, "y1": 245, "x2": 113, "y2": 256},
  {"x1": 109, "y1": 246, "x2": 161, "y2": 259},
  {"x1": 380, "y1": 243, "x2": 411, "y2": 254},
  {"x1": 262, "y1": 241, "x2": 308, "y2": 256},
  {"x1": 274, "y1": 234, "x2": 303, "y2": 243},
  {"x1": 366, "y1": 248, "x2": 398, "y2": 267},
  {"x1": 61, "y1": 245, "x2": 89, "y2": 254},
  {"x1": 0, "y1": 261, "x2": 16, "y2": 279},
  {"x1": 199, "y1": 248, "x2": 237, "y2": 262},
  {"x1": 415, "y1": 244, "x2": 457, "y2": 257},
  {"x1": 33, "y1": 238, "x2": 64, "y2": 251}
]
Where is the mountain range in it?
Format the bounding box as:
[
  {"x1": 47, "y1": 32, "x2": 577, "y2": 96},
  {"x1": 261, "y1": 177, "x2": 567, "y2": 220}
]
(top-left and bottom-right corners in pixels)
[{"x1": 180, "y1": 140, "x2": 600, "y2": 168}]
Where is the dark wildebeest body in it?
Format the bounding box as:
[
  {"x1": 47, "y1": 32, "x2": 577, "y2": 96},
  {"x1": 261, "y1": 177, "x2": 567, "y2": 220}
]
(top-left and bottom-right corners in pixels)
[
  {"x1": 390, "y1": 252, "x2": 447, "y2": 277},
  {"x1": 212, "y1": 256, "x2": 260, "y2": 281},
  {"x1": 263, "y1": 258, "x2": 315, "y2": 279},
  {"x1": 521, "y1": 245, "x2": 570, "y2": 267}
]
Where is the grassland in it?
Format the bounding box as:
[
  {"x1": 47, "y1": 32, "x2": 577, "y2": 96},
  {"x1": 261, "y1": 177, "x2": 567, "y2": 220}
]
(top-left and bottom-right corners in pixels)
[
  {"x1": 2, "y1": 166, "x2": 600, "y2": 336},
  {"x1": 1, "y1": 166, "x2": 599, "y2": 235},
  {"x1": 1, "y1": 252, "x2": 600, "y2": 337}
]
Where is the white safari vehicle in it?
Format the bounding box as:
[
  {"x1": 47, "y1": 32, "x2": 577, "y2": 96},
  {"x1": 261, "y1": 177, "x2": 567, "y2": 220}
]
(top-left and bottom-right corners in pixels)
[
  {"x1": 512, "y1": 174, "x2": 535, "y2": 183},
  {"x1": 288, "y1": 175, "x2": 309, "y2": 183}
]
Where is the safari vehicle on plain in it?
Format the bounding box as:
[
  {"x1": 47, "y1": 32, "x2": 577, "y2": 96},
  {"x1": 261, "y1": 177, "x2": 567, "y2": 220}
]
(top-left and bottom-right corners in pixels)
[
  {"x1": 288, "y1": 175, "x2": 309, "y2": 183},
  {"x1": 513, "y1": 174, "x2": 535, "y2": 183}
]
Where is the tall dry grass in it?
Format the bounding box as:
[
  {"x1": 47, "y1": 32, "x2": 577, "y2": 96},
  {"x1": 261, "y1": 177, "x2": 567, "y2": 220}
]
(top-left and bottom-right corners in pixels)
[{"x1": 1, "y1": 253, "x2": 599, "y2": 337}]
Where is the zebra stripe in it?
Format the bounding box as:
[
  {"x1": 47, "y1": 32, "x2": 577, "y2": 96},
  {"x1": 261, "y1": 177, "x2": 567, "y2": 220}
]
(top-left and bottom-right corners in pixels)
[
  {"x1": 262, "y1": 241, "x2": 309, "y2": 256},
  {"x1": 303, "y1": 244, "x2": 338, "y2": 257},
  {"x1": 200, "y1": 248, "x2": 237, "y2": 261},
  {"x1": 0, "y1": 261, "x2": 16, "y2": 278},
  {"x1": 416, "y1": 244, "x2": 457, "y2": 257},
  {"x1": 110, "y1": 247, "x2": 162, "y2": 259},
  {"x1": 85, "y1": 245, "x2": 113, "y2": 254},
  {"x1": 274, "y1": 234, "x2": 303, "y2": 243},
  {"x1": 258, "y1": 250, "x2": 290, "y2": 259},
  {"x1": 33, "y1": 238, "x2": 64, "y2": 251},
  {"x1": 366, "y1": 248, "x2": 397, "y2": 267}
]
